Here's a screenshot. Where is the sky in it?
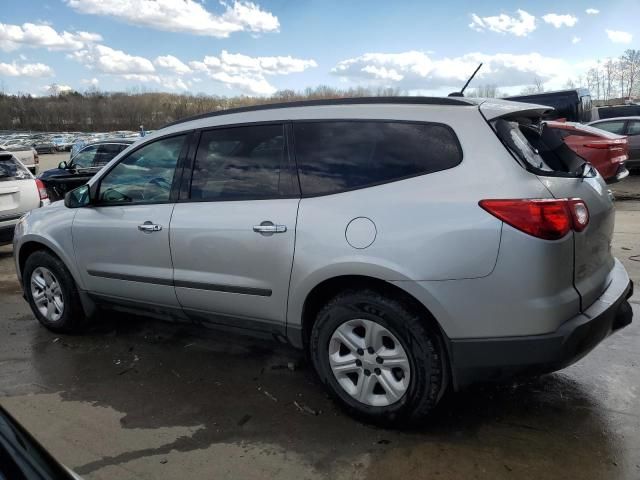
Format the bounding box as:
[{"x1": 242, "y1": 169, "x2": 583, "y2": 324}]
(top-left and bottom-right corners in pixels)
[{"x1": 0, "y1": 0, "x2": 638, "y2": 97}]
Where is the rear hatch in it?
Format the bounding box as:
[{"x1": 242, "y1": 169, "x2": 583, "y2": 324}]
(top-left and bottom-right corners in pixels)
[{"x1": 480, "y1": 100, "x2": 615, "y2": 310}]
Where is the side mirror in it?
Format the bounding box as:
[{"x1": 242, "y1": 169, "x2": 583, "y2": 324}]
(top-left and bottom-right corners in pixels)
[
  {"x1": 58, "y1": 161, "x2": 68, "y2": 169},
  {"x1": 64, "y1": 184, "x2": 91, "y2": 208}
]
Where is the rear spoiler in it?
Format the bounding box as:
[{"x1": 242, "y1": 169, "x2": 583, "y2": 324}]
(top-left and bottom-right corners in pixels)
[{"x1": 479, "y1": 99, "x2": 553, "y2": 121}]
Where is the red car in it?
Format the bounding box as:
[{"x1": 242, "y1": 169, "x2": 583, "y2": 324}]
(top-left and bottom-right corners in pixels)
[{"x1": 544, "y1": 121, "x2": 629, "y2": 182}]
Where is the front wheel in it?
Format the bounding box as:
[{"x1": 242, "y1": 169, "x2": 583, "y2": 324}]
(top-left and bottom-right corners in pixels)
[
  {"x1": 310, "y1": 290, "x2": 447, "y2": 425},
  {"x1": 23, "y1": 251, "x2": 85, "y2": 333}
]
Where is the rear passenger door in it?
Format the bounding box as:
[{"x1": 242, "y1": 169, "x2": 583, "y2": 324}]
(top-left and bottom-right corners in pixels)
[{"x1": 170, "y1": 123, "x2": 299, "y2": 331}]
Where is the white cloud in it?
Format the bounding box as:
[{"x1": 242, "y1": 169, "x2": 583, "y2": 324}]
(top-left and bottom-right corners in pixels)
[
  {"x1": 154, "y1": 55, "x2": 192, "y2": 75},
  {"x1": 542, "y1": 13, "x2": 578, "y2": 28},
  {"x1": 65, "y1": 0, "x2": 279, "y2": 38},
  {"x1": 331, "y1": 50, "x2": 587, "y2": 92},
  {"x1": 0, "y1": 22, "x2": 101, "y2": 52},
  {"x1": 44, "y1": 84, "x2": 73, "y2": 95},
  {"x1": 81, "y1": 77, "x2": 99, "y2": 86},
  {"x1": 572, "y1": 36, "x2": 581, "y2": 44},
  {"x1": 606, "y1": 29, "x2": 633, "y2": 44},
  {"x1": 0, "y1": 61, "x2": 54, "y2": 77},
  {"x1": 70, "y1": 45, "x2": 155, "y2": 74},
  {"x1": 585, "y1": 8, "x2": 600, "y2": 15},
  {"x1": 121, "y1": 73, "x2": 161, "y2": 83},
  {"x1": 187, "y1": 50, "x2": 317, "y2": 95},
  {"x1": 469, "y1": 10, "x2": 536, "y2": 37}
]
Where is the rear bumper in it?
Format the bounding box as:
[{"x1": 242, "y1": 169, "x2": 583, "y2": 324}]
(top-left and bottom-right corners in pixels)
[
  {"x1": 0, "y1": 223, "x2": 16, "y2": 245},
  {"x1": 448, "y1": 259, "x2": 633, "y2": 390}
]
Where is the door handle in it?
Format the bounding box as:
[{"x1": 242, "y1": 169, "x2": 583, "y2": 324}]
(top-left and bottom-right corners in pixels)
[
  {"x1": 253, "y1": 222, "x2": 287, "y2": 234},
  {"x1": 138, "y1": 221, "x2": 162, "y2": 233}
]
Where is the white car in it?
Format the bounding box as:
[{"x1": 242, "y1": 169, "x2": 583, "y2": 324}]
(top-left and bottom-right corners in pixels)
[
  {"x1": 0, "y1": 153, "x2": 48, "y2": 245},
  {"x1": 0, "y1": 145, "x2": 39, "y2": 174}
]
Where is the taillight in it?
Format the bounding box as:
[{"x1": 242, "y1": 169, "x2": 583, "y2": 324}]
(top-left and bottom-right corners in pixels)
[
  {"x1": 583, "y1": 138, "x2": 627, "y2": 149},
  {"x1": 479, "y1": 198, "x2": 589, "y2": 240},
  {"x1": 35, "y1": 179, "x2": 48, "y2": 201}
]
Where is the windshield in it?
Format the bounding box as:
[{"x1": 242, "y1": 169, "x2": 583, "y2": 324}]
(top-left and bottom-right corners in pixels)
[
  {"x1": 492, "y1": 118, "x2": 586, "y2": 176},
  {"x1": 0, "y1": 154, "x2": 32, "y2": 181}
]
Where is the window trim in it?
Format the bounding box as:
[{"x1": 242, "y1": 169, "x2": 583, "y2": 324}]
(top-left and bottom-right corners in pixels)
[
  {"x1": 179, "y1": 120, "x2": 301, "y2": 204},
  {"x1": 289, "y1": 118, "x2": 464, "y2": 198},
  {"x1": 91, "y1": 131, "x2": 193, "y2": 207}
]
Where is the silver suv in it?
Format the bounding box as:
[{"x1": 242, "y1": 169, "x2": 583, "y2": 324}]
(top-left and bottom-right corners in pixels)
[{"x1": 13, "y1": 97, "x2": 634, "y2": 423}]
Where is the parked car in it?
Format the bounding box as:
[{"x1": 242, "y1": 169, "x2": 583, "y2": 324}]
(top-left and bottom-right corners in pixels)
[
  {"x1": 39, "y1": 138, "x2": 136, "y2": 201},
  {"x1": 505, "y1": 88, "x2": 593, "y2": 122},
  {"x1": 0, "y1": 145, "x2": 39, "y2": 174},
  {"x1": 591, "y1": 104, "x2": 640, "y2": 121},
  {"x1": 588, "y1": 116, "x2": 640, "y2": 170},
  {"x1": 0, "y1": 405, "x2": 81, "y2": 479},
  {"x1": 13, "y1": 97, "x2": 633, "y2": 424},
  {"x1": 543, "y1": 120, "x2": 629, "y2": 182},
  {"x1": 0, "y1": 153, "x2": 48, "y2": 244},
  {"x1": 33, "y1": 141, "x2": 59, "y2": 154}
]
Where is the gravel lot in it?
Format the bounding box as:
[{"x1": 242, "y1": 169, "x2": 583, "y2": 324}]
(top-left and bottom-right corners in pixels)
[{"x1": 1, "y1": 155, "x2": 638, "y2": 479}]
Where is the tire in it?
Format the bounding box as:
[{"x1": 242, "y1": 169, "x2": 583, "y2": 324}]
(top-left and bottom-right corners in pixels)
[
  {"x1": 310, "y1": 289, "x2": 446, "y2": 425},
  {"x1": 23, "y1": 250, "x2": 85, "y2": 333}
]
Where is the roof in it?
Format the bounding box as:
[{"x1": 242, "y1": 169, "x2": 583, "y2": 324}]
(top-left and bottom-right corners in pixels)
[
  {"x1": 163, "y1": 96, "x2": 476, "y2": 128},
  {"x1": 85, "y1": 137, "x2": 137, "y2": 146},
  {"x1": 589, "y1": 116, "x2": 640, "y2": 123}
]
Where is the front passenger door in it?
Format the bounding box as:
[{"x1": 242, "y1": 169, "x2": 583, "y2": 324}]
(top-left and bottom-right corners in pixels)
[{"x1": 73, "y1": 134, "x2": 188, "y2": 308}]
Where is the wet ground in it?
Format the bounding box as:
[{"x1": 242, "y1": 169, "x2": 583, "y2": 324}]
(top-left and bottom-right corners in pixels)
[{"x1": 0, "y1": 201, "x2": 639, "y2": 479}]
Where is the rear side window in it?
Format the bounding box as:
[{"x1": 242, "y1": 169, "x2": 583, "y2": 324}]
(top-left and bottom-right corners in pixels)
[
  {"x1": 0, "y1": 154, "x2": 31, "y2": 182},
  {"x1": 594, "y1": 121, "x2": 626, "y2": 135},
  {"x1": 628, "y1": 121, "x2": 640, "y2": 136},
  {"x1": 293, "y1": 121, "x2": 462, "y2": 196},
  {"x1": 190, "y1": 124, "x2": 296, "y2": 201}
]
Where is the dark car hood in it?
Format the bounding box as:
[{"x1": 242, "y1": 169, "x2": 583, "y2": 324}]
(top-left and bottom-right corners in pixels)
[{"x1": 38, "y1": 167, "x2": 101, "y2": 180}]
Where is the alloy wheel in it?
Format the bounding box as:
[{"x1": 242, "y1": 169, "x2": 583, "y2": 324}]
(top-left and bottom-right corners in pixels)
[{"x1": 328, "y1": 318, "x2": 411, "y2": 407}]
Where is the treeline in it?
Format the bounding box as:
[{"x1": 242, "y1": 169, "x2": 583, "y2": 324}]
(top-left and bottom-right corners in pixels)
[{"x1": 0, "y1": 86, "x2": 401, "y2": 132}]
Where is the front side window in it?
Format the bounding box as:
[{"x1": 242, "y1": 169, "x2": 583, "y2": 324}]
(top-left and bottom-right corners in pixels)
[
  {"x1": 293, "y1": 121, "x2": 462, "y2": 196},
  {"x1": 190, "y1": 124, "x2": 293, "y2": 201},
  {"x1": 72, "y1": 145, "x2": 98, "y2": 168},
  {"x1": 594, "y1": 121, "x2": 626, "y2": 135},
  {"x1": 98, "y1": 135, "x2": 186, "y2": 205}
]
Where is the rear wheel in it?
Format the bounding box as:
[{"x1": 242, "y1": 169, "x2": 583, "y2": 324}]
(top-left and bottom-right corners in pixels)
[
  {"x1": 24, "y1": 251, "x2": 85, "y2": 333},
  {"x1": 310, "y1": 290, "x2": 446, "y2": 425}
]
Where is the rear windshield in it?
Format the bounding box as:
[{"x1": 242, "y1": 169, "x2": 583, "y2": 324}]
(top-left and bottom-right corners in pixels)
[
  {"x1": 0, "y1": 154, "x2": 32, "y2": 181},
  {"x1": 492, "y1": 118, "x2": 585, "y2": 176}
]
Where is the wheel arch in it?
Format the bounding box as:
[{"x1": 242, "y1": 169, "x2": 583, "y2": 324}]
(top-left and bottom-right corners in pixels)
[
  {"x1": 17, "y1": 236, "x2": 84, "y2": 290},
  {"x1": 294, "y1": 274, "x2": 448, "y2": 351}
]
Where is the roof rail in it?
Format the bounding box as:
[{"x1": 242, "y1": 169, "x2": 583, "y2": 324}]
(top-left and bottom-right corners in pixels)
[{"x1": 162, "y1": 96, "x2": 474, "y2": 128}]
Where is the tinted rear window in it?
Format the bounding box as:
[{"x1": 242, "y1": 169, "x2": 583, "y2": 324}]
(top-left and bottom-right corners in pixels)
[
  {"x1": 293, "y1": 121, "x2": 462, "y2": 196},
  {"x1": 598, "y1": 106, "x2": 640, "y2": 119},
  {"x1": 0, "y1": 154, "x2": 31, "y2": 182},
  {"x1": 493, "y1": 119, "x2": 585, "y2": 175}
]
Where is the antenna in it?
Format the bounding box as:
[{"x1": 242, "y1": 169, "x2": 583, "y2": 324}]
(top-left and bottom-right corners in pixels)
[{"x1": 448, "y1": 63, "x2": 483, "y2": 97}]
